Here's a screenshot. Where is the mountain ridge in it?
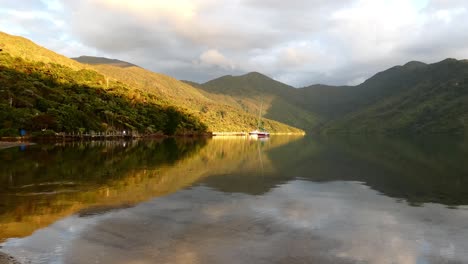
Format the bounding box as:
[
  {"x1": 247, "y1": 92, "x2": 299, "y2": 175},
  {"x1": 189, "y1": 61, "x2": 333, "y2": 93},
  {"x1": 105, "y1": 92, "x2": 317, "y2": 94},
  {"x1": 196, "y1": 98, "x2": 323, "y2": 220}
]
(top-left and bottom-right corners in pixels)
[
  {"x1": 72, "y1": 56, "x2": 139, "y2": 68},
  {"x1": 3, "y1": 30, "x2": 467, "y2": 135},
  {"x1": 198, "y1": 70, "x2": 319, "y2": 131},
  {"x1": 0, "y1": 31, "x2": 85, "y2": 70},
  {"x1": 192, "y1": 58, "x2": 468, "y2": 134},
  {"x1": 0, "y1": 32, "x2": 304, "y2": 136},
  {"x1": 71, "y1": 56, "x2": 303, "y2": 133}
]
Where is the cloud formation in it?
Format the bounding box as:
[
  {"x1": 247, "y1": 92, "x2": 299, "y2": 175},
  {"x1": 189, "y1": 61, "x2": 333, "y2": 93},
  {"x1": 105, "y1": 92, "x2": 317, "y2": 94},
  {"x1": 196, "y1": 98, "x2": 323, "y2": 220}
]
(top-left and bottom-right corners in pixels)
[{"x1": 1, "y1": 0, "x2": 468, "y2": 86}]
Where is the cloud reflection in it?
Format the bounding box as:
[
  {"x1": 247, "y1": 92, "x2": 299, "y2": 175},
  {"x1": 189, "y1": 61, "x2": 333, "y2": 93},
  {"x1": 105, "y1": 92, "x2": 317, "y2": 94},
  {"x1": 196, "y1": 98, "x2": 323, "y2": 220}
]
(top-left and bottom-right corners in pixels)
[{"x1": 2, "y1": 180, "x2": 467, "y2": 264}]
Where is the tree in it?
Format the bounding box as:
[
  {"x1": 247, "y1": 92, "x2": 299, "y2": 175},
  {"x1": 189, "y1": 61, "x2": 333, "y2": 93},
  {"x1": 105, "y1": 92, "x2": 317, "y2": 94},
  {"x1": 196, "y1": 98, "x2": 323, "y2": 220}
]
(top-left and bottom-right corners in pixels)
[{"x1": 31, "y1": 114, "x2": 57, "y2": 130}]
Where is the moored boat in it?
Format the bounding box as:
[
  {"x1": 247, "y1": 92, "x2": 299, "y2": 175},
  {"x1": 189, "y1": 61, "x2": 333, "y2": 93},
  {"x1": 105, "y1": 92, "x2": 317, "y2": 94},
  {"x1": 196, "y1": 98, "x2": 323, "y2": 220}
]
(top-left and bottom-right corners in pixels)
[
  {"x1": 249, "y1": 98, "x2": 270, "y2": 137},
  {"x1": 248, "y1": 130, "x2": 270, "y2": 137}
]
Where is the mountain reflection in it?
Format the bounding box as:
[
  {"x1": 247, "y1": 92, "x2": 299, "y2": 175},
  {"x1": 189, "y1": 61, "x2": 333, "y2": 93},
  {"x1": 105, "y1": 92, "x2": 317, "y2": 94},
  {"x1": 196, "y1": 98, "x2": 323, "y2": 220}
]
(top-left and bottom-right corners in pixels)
[
  {"x1": 0, "y1": 139, "x2": 208, "y2": 241},
  {"x1": 0, "y1": 136, "x2": 299, "y2": 241},
  {"x1": 202, "y1": 135, "x2": 468, "y2": 207},
  {"x1": 1, "y1": 135, "x2": 468, "y2": 243}
]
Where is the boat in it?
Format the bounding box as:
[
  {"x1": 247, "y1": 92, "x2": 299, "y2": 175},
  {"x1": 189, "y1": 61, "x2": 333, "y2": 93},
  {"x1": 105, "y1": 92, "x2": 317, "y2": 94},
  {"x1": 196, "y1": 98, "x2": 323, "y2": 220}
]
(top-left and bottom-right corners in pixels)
[
  {"x1": 249, "y1": 130, "x2": 270, "y2": 137},
  {"x1": 249, "y1": 99, "x2": 270, "y2": 138}
]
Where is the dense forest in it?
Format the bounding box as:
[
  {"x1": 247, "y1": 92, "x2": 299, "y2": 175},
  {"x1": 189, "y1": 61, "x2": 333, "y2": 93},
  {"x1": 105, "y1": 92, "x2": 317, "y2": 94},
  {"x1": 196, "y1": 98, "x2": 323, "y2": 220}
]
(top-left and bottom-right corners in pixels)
[
  {"x1": 0, "y1": 31, "x2": 304, "y2": 137},
  {"x1": 195, "y1": 72, "x2": 319, "y2": 131},
  {"x1": 76, "y1": 60, "x2": 304, "y2": 133},
  {"x1": 0, "y1": 53, "x2": 207, "y2": 137},
  {"x1": 319, "y1": 59, "x2": 468, "y2": 134},
  {"x1": 195, "y1": 59, "x2": 468, "y2": 135},
  {"x1": 2, "y1": 30, "x2": 468, "y2": 136}
]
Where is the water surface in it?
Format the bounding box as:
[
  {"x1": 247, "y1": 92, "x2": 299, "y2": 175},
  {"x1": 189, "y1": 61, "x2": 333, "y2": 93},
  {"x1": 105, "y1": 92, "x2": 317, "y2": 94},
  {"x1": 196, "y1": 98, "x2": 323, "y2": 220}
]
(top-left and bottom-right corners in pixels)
[{"x1": 0, "y1": 136, "x2": 467, "y2": 263}]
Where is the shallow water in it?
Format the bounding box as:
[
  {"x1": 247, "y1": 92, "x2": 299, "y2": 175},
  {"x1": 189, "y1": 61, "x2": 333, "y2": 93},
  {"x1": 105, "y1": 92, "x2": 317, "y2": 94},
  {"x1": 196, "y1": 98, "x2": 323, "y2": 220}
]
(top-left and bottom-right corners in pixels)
[{"x1": 1, "y1": 136, "x2": 468, "y2": 263}]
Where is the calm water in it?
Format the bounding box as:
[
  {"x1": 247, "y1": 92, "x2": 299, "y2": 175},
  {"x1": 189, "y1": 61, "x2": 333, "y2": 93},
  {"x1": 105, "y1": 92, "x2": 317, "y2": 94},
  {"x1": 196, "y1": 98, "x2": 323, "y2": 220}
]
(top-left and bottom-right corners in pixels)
[{"x1": 0, "y1": 136, "x2": 468, "y2": 264}]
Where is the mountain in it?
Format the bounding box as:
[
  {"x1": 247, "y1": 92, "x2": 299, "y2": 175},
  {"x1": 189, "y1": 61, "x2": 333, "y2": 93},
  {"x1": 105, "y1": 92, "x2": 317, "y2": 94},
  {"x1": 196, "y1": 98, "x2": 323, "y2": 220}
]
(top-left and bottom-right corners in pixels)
[
  {"x1": 0, "y1": 33, "x2": 207, "y2": 136},
  {"x1": 321, "y1": 59, "x2": 468, "y2": 134},
  {"x1": 196, "y1": 72, "x2": 319, "y2": 131},
  {"x1": 296, "y1": 61, "x2": 433, "y2": 121},
  {"x1": 0, "y1": 32, "x2": 303, "y2": 135},
  {"x1": 72, "y1": 58, "x2": 303, "y2": 133},
  {"x1": 3, "y1": 31, "x2": 465, "y2": 135},
  {"x1": 0, "y1": 31, "x2": 84, "y2": 70},
  {"x1": 195, "y1": 58, "x2": 468, "y2": 135},
  {"x1": 72, "y1": 56, "x2": 138, "y2": 68}
]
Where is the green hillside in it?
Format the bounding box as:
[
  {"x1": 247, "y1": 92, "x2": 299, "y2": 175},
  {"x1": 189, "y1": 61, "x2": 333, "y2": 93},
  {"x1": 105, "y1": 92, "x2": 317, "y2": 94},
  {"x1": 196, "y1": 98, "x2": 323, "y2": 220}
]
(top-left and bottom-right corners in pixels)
[
  {"x1": 0, "y1": 32, "x2": 303, "y2": 135},
  {"x1": 294, "y1": 84, "x2": 352, "y2": 123},
  {"x1": 198, "y1": 72, "x2": 319, "y2": 130},
  {"x1": 0, "y1": 32, "x2": 84, "y2": 70},
  {"x1": 75, "y1": 60, "x2": 304, "y2": 133},
  {"x1": 3, "y1": 31, "x2": 465, "y2": 136},
  {"x1": 0, "y1": 54, "x2": 207, "y2": 136},
  {"x1": 193, "y1": 59, "x2": 468, "y2": 135},
  {"x1": 321, "y1": 59, "x2": 468, "y2": 134},
  {"x1": 0, "y1": 33, "x2": 207, "y2": 136},
  {"x1": 296, "y1": 61, "x2": 433, "y2": 121}
]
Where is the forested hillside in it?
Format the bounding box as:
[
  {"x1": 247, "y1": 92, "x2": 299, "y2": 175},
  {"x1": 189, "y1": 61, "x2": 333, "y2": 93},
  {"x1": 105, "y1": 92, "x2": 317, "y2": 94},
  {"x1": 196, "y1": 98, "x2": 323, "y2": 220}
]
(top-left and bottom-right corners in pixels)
[
  {"x1": 75, "y1": 60, "x2": 304, "y2": 133},
  {"x1": 196, "y1": 72, "x2": 319, "y2": 130},
  {"x1": 197, "y1": 59, "x2": 468, "y2": 135},
  {"x1": 3, "y1": 30, "x2": 467, "y2": 136},
  {"x1": 321, "y1": 59, "x2": 468, "y2": 134},
  {"x1": 0, "y1": 53, "x2": 207, "y2": 136},
  {"x1": 0, "y1": 32, "x2": 303, "y2": 136}
]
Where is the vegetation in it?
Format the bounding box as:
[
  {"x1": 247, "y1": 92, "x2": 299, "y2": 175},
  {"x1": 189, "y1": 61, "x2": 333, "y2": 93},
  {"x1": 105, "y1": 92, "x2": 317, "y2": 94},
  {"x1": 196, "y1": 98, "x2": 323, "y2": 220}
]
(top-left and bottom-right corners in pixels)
[
  {"x1": 79, "y1": 61, "x2": 304, "y2": 133},
  {"x1": 0, "y1": 53, "x2": 207, "y2": 136},
  {"x1": 195, "y1": 72, "x2": 319, "y2": 131},
  {"x1": 195, "y1": 60, "x2": 468, "y2": 135},
  {"x1": 3, "y1": 30, "x2": 467, "y2": 135},
  {"x1": 0, "y1": 31, "x2": 84, "y2": 70},
  {"x1": 0, "y1": 31, "x2": 303, "y2": 136},
  {"x1": 317, "y1": 59, "x2": 468, "y2": 134}
]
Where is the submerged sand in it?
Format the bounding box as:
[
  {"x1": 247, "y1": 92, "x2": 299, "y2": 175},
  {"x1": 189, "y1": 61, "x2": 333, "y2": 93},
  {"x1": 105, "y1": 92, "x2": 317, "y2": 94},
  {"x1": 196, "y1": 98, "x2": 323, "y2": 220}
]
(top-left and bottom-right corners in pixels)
[{"x1": 0, "y1": 252, "x2": 20, "y2": 264}]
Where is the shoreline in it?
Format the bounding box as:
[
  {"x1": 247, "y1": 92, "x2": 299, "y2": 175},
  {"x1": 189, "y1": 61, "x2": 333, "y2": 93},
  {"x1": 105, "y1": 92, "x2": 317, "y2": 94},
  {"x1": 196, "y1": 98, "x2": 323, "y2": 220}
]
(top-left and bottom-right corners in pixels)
[
  {"x1": 0, "y1": 132, "x2": 306, "y2": 148},
  {"x1": 0, "y1": 142, "x2": 33, "y2": 150},
  {"x1": 212, "y1": 132, "x2": 306, "y2": 136},
  {"x1": 0, "y1": 132, "x2": 212, "y2": 142},
  {"x1": 0, "y1": 252, "x2": 20, "y2": 264}
]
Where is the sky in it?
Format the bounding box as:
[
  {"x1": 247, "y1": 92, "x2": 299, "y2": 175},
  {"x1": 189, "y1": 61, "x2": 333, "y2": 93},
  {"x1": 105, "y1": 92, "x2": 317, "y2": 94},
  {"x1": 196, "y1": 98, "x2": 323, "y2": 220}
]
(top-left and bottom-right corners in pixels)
[{"x1": 1, "y1": 0, "x2": 468, "y2": 87}]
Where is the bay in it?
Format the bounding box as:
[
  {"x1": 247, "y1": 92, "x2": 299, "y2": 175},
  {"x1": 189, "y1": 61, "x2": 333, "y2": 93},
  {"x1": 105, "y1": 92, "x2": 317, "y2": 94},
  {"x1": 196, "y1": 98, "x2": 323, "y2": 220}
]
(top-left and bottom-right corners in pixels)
[{"x1": 0, "y1": 136, "x2": 467, "y2": 263}]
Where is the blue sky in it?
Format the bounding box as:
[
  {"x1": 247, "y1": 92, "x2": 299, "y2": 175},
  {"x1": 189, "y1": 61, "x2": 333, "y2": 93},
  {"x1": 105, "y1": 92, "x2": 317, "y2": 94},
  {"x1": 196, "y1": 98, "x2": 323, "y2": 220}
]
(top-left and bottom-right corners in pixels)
[{"x1": 1, "y1": 0, "x2": 467, "y2": 86}]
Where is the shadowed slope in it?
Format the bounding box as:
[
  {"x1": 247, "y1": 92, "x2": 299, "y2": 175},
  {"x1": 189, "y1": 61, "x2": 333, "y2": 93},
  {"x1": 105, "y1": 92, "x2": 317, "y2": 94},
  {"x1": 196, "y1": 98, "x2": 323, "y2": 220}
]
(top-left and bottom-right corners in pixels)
[
  {"x1": 84, "y1": 62, "x2": 304, "y2": 133},
  {"x1": 318, "y1": 59, "x2": 468, "y2": 134},
  {"x1": 198, "y1": 72, "x2": 319, "y2": 130},
  {"x1": 0, "y1": 32, "x2": 303, "y2": 134},
  {"x1": 73, "y1": 56, "x2": 138, "y2": 68}
]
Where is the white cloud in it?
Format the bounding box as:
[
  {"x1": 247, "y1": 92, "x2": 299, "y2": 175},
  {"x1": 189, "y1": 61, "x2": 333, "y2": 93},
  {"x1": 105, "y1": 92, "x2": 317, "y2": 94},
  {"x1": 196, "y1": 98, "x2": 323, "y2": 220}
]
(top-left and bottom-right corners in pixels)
[
  {"x1": 2, "y1": 0, "x2": 468, "y2": 86},
  {"x1": 433, "y1": 7, "x2": 466, "y2": 23},
  {"x1": 199, "y1": 49, "x2": 234, "y2": 69}
]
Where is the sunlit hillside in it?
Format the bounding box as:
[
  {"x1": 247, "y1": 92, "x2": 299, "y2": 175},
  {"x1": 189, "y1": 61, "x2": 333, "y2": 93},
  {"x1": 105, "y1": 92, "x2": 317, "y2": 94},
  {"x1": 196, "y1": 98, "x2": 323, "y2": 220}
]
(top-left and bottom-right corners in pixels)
[
  {"x1": 0, "y1": 32, "x2": 84, "y2": 70},
  {"x1": 79, "y1": 61, "x2": 304, "y2": 133},
  {"x1": 0, "y1": 32, "x2": 303, "y2": 135}
]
